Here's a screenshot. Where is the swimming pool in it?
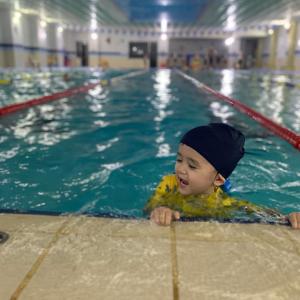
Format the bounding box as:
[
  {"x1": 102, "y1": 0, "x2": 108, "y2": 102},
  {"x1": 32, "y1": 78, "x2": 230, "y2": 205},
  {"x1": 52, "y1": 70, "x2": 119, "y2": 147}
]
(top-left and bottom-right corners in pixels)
[
  {"x1": 0, "y1": 68, "x2": 127, "y2": 109},
  {"x1": 0, "y1": 69, "x2": 300, "y2": 219}
]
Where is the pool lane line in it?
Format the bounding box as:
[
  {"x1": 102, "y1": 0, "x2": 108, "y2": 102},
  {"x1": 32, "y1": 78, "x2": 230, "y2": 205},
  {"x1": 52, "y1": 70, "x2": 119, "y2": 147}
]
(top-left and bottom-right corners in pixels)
[
  {"x1": 110, "y1": 69, "x2": 148, "y2": 83},
  {"x1": 0, "y1": 82, "x2": 99, "y2": 117},
  {"x1": 170, "y1": 223, "x2": 180, "y2": 300},
  {"x1": 177, "y1": 70, "x2": 300, "y2": 151},
  {"x1": 10, "y1": 217, "x2": 72, "y2": 300},
  {"x1": 255, "y1": 76, "x2": 300, "y2": 89},
  {"x1": 0, "y1": 70, "x2": 148, "y2": 117}
]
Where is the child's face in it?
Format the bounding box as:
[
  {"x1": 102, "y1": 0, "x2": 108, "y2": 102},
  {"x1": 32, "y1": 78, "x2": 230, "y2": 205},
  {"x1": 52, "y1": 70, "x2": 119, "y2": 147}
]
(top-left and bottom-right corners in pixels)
[{"x1": 175, "y1": 143, "x2": 224, "y2": 195}]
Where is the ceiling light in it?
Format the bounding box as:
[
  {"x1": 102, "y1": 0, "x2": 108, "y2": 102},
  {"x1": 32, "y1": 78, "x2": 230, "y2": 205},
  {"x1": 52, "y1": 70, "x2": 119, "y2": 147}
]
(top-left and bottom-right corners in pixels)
[
  {"x1": 284, "y1": 22, "x2": 290, "y2": 30},
  {"x1": 161, "y1": 19, "x2": 168, "y2": 33},
  {"x1": 14, "y1": 11, "x2": 21, "y2": 19},
  {"x1": 225, "y1": 37, "x2": 234, "y2": 46},
  {"x1": 91, "y1": 19, "x2": 97, "y2": 30},
  {"x1": 91, "y1": 32, "x2": 98, "y2": 40},
  {"x1": 40, "y1": 20, "x2": 47, "y2": 28},
  {"x1": 57, "y1": 26, "x2": 63, "y2": 33},
  {"x1": 270, "y1": 19, "x2": 286, "y2": 26},
  {"x1": 268, "y1": 29, "x2": 274, "y2": 35},
  {"x1": 160, "y1": 33, "x2": 168, "y2": 40},
  {"x1": 13, "y1": 11, "x2": 21, "y2": 24}
]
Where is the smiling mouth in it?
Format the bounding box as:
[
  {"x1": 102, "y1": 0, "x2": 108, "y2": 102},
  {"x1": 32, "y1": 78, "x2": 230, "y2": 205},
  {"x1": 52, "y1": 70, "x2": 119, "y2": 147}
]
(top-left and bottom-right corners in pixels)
[{"x1": 179, "y1": 177, "x2": 189, "y2": 186}]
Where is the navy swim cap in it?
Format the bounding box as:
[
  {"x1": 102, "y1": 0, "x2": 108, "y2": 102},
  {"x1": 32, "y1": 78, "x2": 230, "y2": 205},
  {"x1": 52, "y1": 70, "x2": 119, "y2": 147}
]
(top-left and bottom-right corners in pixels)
[{"x1": 180, "y1": 123, "x2": 245, "y2": 178}]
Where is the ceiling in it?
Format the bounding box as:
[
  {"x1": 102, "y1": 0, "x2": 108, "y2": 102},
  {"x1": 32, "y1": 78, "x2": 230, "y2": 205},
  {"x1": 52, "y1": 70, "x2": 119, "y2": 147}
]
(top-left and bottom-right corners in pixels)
[
  {"x1": 2, "y1": 0, "x2": 300, "y2": 28},
  {"x1": 114, "y1": 0, "x2": 208, "y2": 23}
]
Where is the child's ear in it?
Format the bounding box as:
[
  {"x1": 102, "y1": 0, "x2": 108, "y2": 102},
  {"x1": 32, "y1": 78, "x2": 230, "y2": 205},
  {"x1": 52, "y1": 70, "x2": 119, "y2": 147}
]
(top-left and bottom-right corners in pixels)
[{"x1": 214, "y1": 173, "x2": 226, "y2": 187}]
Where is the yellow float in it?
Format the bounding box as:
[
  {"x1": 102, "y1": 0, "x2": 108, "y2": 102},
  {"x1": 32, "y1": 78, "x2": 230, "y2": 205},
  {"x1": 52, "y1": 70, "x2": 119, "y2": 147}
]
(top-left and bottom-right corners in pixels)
[{"x1": 0, "y1": 79, "x2": 12, "y2": 85}]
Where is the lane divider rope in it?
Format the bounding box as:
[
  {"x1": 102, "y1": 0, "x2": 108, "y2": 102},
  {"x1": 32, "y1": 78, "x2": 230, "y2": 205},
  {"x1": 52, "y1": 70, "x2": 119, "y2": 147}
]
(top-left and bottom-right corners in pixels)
[
  {"x1": 177, "y1": 70, "x2": 300, "y2": 151},
  {"x1": 0, "y1": 70, "x2": 147, "y2": 117},
  {"x1": 0, "y1": 82, "x2": 98, "y2": 116}
]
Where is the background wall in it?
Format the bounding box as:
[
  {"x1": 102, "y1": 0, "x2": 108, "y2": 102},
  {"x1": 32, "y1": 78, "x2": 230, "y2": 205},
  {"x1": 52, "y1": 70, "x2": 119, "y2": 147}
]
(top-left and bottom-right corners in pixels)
[
  {"x1": 0, "y1": 5, "x2": 14, "y2": 67},
  {"x1": 169, "y1": 38, "x2": 228, "y2": 57},
  {"x1": 276, "y1": 27, "x2": 289, "y2": 69},
  {"x1": 294, "y1": 22, "x2": 300, "y2": 70},
  {"x1": 1, "y1": 4, "x2": 300, "y2": 71},
  {"x1": 261, "y1": 36, "x2": 271, "y2": 68}
]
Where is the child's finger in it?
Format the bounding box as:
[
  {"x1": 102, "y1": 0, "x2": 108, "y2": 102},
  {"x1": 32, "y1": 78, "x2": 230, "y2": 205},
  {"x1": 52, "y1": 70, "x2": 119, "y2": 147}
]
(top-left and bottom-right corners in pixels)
[
  {"x1": 289, "y1": 213, "x2": 299, "y2": 229},
  {"x1": 152, "y1": 210, "x2": 160, "y2": 225},
  {"x1": 165, "y1": 211, "x2": 172, "y2": 225},
  {"x1": 297, "y1": 216, "x2": 300, "y2": 229},
  {"x1": 173, "y1": 211, "x2": 180, "y2": 220},
  {"x1": 295, "y1": 214, "x2": 300, "y2": 229},
  {"x1": 159, "y1": 210, "x2": 166, "y2": 225}
]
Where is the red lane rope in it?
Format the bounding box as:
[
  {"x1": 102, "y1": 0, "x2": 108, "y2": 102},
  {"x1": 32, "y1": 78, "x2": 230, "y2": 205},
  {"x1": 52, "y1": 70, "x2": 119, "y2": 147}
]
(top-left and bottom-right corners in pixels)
[
  {"x1": 0, "y1": 82, "x2": 99, "y2": 117},
  {"x1": 178, "y1": 71, "x2": 300, "y2": 151},
  {"x1": 0, "y1": 70, "x2": 146, "y2": 117}
]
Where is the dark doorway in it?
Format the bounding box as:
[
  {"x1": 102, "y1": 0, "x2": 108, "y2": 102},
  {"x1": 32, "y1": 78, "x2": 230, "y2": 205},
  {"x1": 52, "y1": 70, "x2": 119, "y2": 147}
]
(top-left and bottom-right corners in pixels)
[
  {"x1": 76, "y1": 41, "x2": 89, "y2": 66},
  {"x1": 81, "y1": 44, "x2": 88, "y2": 66},
  {"x1": 241, "y1": 38, "x2": 258, "y2": 69},
  {"x1": 149, "y1": 42, "x2": 157, "y2": 68}
]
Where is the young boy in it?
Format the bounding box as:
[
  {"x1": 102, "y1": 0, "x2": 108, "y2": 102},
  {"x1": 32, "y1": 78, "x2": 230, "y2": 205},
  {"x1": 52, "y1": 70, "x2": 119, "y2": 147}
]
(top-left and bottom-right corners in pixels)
[{"x1": 144, "y1": 123, "x2": 300, "y2": 229}]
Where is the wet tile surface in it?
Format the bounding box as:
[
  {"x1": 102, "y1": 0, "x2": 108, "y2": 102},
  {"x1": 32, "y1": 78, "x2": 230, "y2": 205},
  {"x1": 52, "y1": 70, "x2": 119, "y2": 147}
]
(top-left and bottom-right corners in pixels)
[
  {"x1": 1, "y1": 214, "x2": 300, "y2": 300},
  {"x1": 0, "y1": 214, "x2": 66, "y2": 300},
  {"x1": 175, "y1": 222, "x2": 300, "y2": 300},
  {"x1": 19, "y1": 217, "x2": 173, "y2": 300},
  {"x1": 0, "y1": 213, "x2": 66, "y2": 233}
]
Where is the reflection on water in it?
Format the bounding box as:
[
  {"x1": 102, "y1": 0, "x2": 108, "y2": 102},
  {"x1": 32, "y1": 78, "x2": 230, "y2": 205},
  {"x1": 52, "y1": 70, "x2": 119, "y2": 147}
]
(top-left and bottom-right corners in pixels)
[
  {"x1": 210, "y1": 101, "x2": 235, "y2": 123},
  {"x1": 0, "y1": 146, "x2": 20, "y2": 162},
  {"x1": 11, "y1": 100, "x2": 75, "y2": 146},
  {"x1": 0, "y1": 68, "x2": 121, "y2": 108},
  {"x1": 220, "y1": 69, "x2": 234, "y2": 96},
  {"x1": 152, "y1": 69, "x2": 173, "y2": 158},
  {"x1": 96, "y1": 137, "x2": 119, "y2": 152},
  {"x1": 256, "y1": 84, "x2": 285, "y2": 124}
]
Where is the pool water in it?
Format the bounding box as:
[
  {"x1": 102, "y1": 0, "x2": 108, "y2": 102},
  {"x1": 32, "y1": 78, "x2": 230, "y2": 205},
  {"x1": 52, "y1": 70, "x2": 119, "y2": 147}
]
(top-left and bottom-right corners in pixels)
[
  {"x1": 0, "y1": 68, "x2": 127, "y2": 108},
  {"x1": 0, "y1": 69, "x2": 300, "y2": 219}
]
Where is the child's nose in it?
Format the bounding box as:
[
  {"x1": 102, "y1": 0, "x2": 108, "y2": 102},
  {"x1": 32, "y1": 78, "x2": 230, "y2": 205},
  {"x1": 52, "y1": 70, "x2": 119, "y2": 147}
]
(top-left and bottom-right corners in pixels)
[{"x1": 178, "y1": 164, "x2": 187, "y2": 174}]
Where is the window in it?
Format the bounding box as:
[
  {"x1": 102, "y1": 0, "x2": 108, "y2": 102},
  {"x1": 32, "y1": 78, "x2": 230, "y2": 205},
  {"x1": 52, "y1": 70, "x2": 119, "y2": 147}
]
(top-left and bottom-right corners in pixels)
[{"x1": 129, "y1": 42, "x2": 148, "y2": 58}]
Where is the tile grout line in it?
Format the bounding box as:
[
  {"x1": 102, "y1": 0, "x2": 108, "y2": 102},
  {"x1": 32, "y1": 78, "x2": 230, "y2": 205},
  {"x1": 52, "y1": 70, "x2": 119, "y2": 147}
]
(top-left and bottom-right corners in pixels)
[
  {"x1": 10, "y1": 218, "x2": 72, "y2": 300},
  {"x1": 170, "y1": 223, "x2": 180, "y2": 300}
]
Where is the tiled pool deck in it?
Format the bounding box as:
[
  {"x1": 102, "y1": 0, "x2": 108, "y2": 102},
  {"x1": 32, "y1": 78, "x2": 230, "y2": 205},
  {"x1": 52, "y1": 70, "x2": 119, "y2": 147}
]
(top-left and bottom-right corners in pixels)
[{"x1": 1, "y1": 213, "x2": 300, "y2": 300}]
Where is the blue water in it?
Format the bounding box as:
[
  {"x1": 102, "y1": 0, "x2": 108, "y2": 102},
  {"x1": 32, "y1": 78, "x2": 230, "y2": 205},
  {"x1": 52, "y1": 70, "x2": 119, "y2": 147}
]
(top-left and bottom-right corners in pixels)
[
  {"x1": 0, "y1": 68, "x2": 127, "y2": 108},
  {"x1": 0, "y1": 69, "x2": 300, "y2": 218}
]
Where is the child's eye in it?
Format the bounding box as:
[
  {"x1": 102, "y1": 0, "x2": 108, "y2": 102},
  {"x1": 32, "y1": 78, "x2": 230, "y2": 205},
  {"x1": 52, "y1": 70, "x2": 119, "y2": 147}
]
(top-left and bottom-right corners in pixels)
[
  {"x1": 176, "y1": 158, "x2": 182, "y2": 162},
  {"x1": 189, "y1": 164, "x2": 197, "y2": 169}
]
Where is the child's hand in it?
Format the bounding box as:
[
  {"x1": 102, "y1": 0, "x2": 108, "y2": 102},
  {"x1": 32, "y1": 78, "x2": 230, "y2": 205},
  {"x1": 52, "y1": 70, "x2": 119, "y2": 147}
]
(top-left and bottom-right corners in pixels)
[
  {"x1": 150, "y1": 207, "x2": 180, "y2": 226},
  {"x1": 287, "y1": 212, "x2": 300, "y2": 229}
]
